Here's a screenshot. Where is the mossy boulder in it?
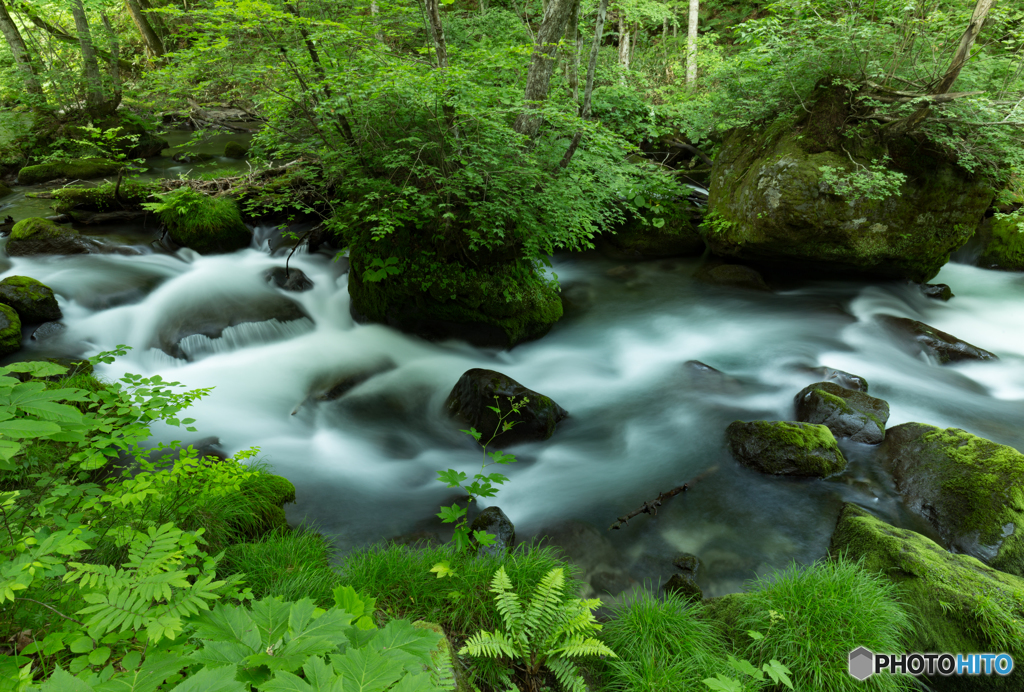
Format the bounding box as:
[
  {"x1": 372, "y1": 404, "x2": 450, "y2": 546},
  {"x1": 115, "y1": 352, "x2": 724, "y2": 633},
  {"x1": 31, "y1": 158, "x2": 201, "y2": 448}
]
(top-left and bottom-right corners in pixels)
[
  {"x1": 878, "y1": 315, "x2": 997, "y2": 364},
  {"x1": 17, "y1": 158, "x2": 121, "y2": 185},
  {"x1": 51, "y1": 180, "x2": 155, "y2": 214},
  {"x1": 599, "y1": 199, "x2": 705, "y2": 260},
  {"x1": 237, "y1": 472, "x2": 296, "y2": 538},
  {"x1": 976, "y1": 214, "x2": 1024, "y2": 271},
  {"x1": 349, "y1": 249, "x2": 563, "y2": 349},
  {"x1": 0, "y1": 183, "x2": 12, "y2": 199},
  {"x1": 157, "y1": 191, "x2": 252, "y2": 254},
  {"x1": 6, "y1": 217, "x2": 102, "y2": 255},
  {"x1": 224, "y1": 140, "x2": 249, "y2": 159},
  {"x1": 0, "y1": 304, "x2": 21, "y2": 357},
  {"x1": 0, "y1": 276, "x2": 61, "y2": 322},
  {"x1": 726, "y1": 420, "x2": 846, "y2": 477},
  {"x1": 794, "y1": 381, "x2": 889, "y2": 444},
  {"x1": 830, "y1": 503, "x2": 1024, "y2": 691},
  {"x1": 705, "y1": 103, "x2": 993, "y2": 282},
  {"x1": 694, "y1": 262, "x2": 770, "y2": 291},
  {"x1": 445, "y1": 368, "x2": 568, "y2": 446},
  {"x1": 880, "y1": 423, "x2": 1024, "y2": 578}
]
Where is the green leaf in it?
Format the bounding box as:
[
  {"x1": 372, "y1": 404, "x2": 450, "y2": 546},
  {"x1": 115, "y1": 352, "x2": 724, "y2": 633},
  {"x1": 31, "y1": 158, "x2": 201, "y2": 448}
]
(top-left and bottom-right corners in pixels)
[
  {"x1": 6, "y1": 362, "x2": 68, "y2": 377},
  {"x1": 89, "y1": 647, "x2": 112, "y2": 666},
  {"x1": 702, "y1": 674, "x2": 744, "y2": 692},
  {"x1": 0, "y1": 419, "x2": 62, "y2": 438},
  {"x1": 70, "y1": 636, "x2": 95, "y2": 654},
  {"x1": 166, "y1": 665, "x2": 247, "y2": 692},
  {"x1": 763, "y1": 660, "x2": 794, "y2": 690},
  {"x1": 258, "y1": 670, "x2": 313, "y2": 692},
  {"x1": 41, "y1": 667, "x2": 94, "y2": 692},
  {"x1": 745, "y1": 629, "x2": 764, "y2": 641},
  {"x1": 192, "y1": 603, "x2": 260, "y2": 653},
  {"x1": 651, "y1": 216, "x2": 666, "y2": 228},
  {"x1": 725, "y1": 655, "x2": 761, "y2": 679},
  {"x1": 429, "y1": 562, "x2": 455, "y2": 579}
]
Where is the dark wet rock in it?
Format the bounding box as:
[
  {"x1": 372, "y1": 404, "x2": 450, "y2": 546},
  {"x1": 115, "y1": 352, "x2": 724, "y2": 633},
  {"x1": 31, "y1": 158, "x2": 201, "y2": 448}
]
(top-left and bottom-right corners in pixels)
[
  {"x1": 829, "y1": 503, "x2": 1024, "y2": 690},
  {"x1": 663, "y1": 573, "x2": 702, "y2": 602},
  {"x1": 157, "y1": 295, "x2": 310, "y2": 359},
  {"x1": 794, "y1": 381, "x2": 889, "y2": 444},
  {"x1": 0, "y1": 304, "x2": 21, "y2": 356},
  {"x1": 0, "y1": 276, "x2": 61, "y2": 322},
  {"x1": 922, "y1": 283, "x2": 954, "y2": 301},
  {"x1": 470, "y1": 506, "x2": 515, "y2": 556},
  {"x1": 695, "y1": 262, "x2": 770, "y2": 291},
  {"x1": 726, "y1": 420, "x2": 846, "y2": 477},
  {"x1": 880, "y1": 423, "x2": 1024, "y2": 578},
  {"x1": 445, "y1": 369, "x2": 567, "y2": 447},
  {"x1": 673, "y1": 553, "x2": 701, "y2": 573},
  {"x1": 819, "y1": 367, "x2": 869, "y2": 392},
  {"x1": 538, "y1": 520, "x2": 620, "y2": 574},
  {"x1": 6, "y1": 217, "x2": 126, "y2": 256},
  {"x1": 171, "y1": 151, "x2": 215, "y2": 164},
  {"x1": 224, "y1": 141, "x2": 248, "y2": 158},
  {"x1": 682, "y1": 360, "x2": 744, "y2": 393},
  {"x1": 878, "y1": 315, "x2": 997, "y2": 364},
  {"x1": 265, "y1": 266, "x2": 314, "y2": 292},
  {"x1": 606, "y1": 265, "x2": 640, "y2": 281},
  {"x1": 559, "y1": 281, "x2": 594, "y2": 314},
  {"x1": 30, "y1": 322, "x2": 65, "y2": 341},
  {"x1": 591, "y1": 569, "x2": 633, "y2": 597},
  {"x1": 311, "y1": 359, "x2": 397, "y2": 402}
]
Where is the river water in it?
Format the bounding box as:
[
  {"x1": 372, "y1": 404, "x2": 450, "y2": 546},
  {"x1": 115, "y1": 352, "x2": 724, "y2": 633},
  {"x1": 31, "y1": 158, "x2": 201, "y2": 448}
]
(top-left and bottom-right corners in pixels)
[{"x1": 3, "y1": 147, "x2": 1023, "y2": 599}]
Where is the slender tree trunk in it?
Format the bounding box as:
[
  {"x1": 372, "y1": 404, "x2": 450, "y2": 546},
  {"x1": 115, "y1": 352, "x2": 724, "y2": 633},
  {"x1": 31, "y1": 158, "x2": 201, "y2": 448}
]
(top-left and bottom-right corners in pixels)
[
  {"x1": 662, "y1": 16, "x2": 668, "y2": 41},
  {"x1": 100, "y1": 13, "x2": 122, "y2": 110},
  {"x1": 512, "y1": 0, "x2": 578, "y2": 136},
  {"x1": 125, "y1": 0, "x2": 164, "y2": 57},
  {"x1": 136, "y1": 0, "x2": 168, "y2": 40},
  {"x1": 370, "y1": 0, "x2": 382, "y2": 41},
  {"x1": 0, "y1": 0, "x2": 43, "y2": 99},
  {"x1": 896, "y1": 0, "x2": 994, "y2": 132},
  {"x1": 422, "y1": 0, "x2": 459, "y2": 141},
  {"x1": 567, "y1": 0, "x2": 580, "y2": 103},
  {"x1": 618, "y1": 13, "x2": 630, "y2": 70},
  {"x1": 686, "y1": 0, "x2": 698, "y2": 83},
  {"x1": 71, "y1": 0, "x2": 107, "y2": 112},
  {"x1": 559, "y1": 0, "x2": 609, "y2": 168}
]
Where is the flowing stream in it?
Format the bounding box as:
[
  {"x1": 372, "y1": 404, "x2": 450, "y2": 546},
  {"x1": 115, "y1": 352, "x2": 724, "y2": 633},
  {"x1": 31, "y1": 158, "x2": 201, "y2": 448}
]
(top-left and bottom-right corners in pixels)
[{"x1": 3, "y1": 147, "x2": 1024, "y2": 599}]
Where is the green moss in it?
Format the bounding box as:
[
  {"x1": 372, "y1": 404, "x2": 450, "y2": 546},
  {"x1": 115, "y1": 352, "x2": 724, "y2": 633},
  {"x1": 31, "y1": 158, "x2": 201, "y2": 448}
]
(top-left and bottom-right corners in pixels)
[
  {"x1": 756, "y1": 420, "x2": 838, "y2": 450},
  {"x1": 157, "y1": 189, "x2": 252, "y2": 254},
  {"x1": 17, "y1": 158, "x2": 121, "y2": 185},
  {"x1": 0, "y1": 304, "x2": 21, "y2": 357},
  {"x1": 224, "y1": 140, "x2": 248, "y2": 158},
  {"x1": 0, "y1": 276, "x2": 61, "y2": 322},
  {"x1": 831, "y1": 504, "x2": 1024, "y2": 690},
  {"x1": 10, "y1": 217, "x2": 65, "y2": 241},
  {"x1": 978, "y1": 214, "x2": 1024, "y2": 270},
  {"x1": 51, "y1": 180, "x2": 155, "y2": 214},
  {"x1": 237, "y1": 472, "x2": 296, "y2": 537},
  {"x1": 727, "y1": 420, "x2": 846, "y2": 476}
]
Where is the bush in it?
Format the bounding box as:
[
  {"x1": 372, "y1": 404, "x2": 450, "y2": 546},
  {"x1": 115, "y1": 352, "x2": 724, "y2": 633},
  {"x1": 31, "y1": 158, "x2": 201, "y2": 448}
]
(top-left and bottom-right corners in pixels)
[
  {"x1": 737, "y1": 558, "x2": 916, "y2": 692},
  {"x1": 602, "y1": 590, "x2": 736, "y2": 692}
]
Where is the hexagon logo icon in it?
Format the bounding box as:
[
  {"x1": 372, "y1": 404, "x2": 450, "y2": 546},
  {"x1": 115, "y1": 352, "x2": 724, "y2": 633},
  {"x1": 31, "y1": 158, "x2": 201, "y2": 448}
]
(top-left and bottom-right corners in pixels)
[{"x1": 849, "y1": 647, "x2": 875, "y2": 681}]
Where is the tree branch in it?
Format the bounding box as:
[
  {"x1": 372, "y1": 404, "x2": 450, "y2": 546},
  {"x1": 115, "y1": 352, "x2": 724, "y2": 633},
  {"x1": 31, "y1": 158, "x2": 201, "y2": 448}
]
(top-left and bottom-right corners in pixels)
[{"x1": 609, "y1": 466, "x2": 717, "y2": 530}]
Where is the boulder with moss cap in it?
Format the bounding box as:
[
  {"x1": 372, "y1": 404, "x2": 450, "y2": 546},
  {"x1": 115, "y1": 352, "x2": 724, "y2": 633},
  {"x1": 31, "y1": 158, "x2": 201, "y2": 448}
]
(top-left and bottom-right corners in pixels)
[
  {"x1": 0, "y1": 276, "x2": 61, "y2": 322},
  {"x1": 17, "y1": 158, "x2": 121, "y2": 185},
  {"x1": 726, "y1": 420, "x2": 846, "y2": 477},
  {"x1": 6, "y1": 217, "x2": 103, "y2": 256},
  {"x1": 0, "y1": 304, "x2": 21, "y2": 356},
  {"x1": 794, "y1": 381, "x2": 889, "y2": 444},
  {"x1": 830, "y1": 503, "x2": 1024, "y2": 691},
  {"x1": 880, "y1": 423, "x2": 1024, "y2": 578}
]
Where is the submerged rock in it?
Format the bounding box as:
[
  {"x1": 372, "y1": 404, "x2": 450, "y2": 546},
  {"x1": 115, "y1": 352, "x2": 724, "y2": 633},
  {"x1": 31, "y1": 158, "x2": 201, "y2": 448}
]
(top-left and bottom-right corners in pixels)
[
  {"x1": 794, "y1": 381, "x2": 889, "y2": 444},
  {"x1": 6, "y1": 217, "x2": 113, "y2": 256},
  {"x1": 704, "y1": 90, "x2": 993, "y2": 282},
  {"x1": 663, "y1": 573, "x2": 702, "y2": 602},
  {"x1": 830, "y1": 504, "x2": 1024, "y2": 690},
  {"x1": 921, "y1": 283, "x2": 954, "y2": 301},
  {"x1": 880, "y1": 423, "x2": 1024, "y2": 578},
  {"x1": 694, "y1": 262, "x2": 770, "y2": 291},
  {"x1": 17, "y1": 158, "x2": 121, "y2": 185},
  {"x1": 878, "y1": 315, "x2": 997, "y2": 364},
  {"x1": 682, "y1": 360, "x2": 744, "y2": 394},
  {"x1": 445, "y1": 369, "x2": 567, "y2": 447},
  {"x1": 265, "y1": 266, "x2": 314, "y2": 292},
  {"x1": 0, "y1": 304, "x2": 21, "y2": 357},
  {"x1": 470, "y1": 506, "x2": 515, "y2": 557},
  {"x1": 224, "y1": 140, "x2": 249, "y2": 159},
  {"x1": 726, "y1": 420, "x2": 846, "y2": 477},
  {"x1": 0, "y1": 276, "x2": 61, "y2": 322}
]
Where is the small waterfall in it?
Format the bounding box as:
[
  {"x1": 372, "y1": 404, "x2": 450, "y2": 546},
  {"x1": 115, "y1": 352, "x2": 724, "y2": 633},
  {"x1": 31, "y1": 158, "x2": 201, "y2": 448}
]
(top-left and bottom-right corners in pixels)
[{"x1": 178, "y1": 317, "x2": 315, "y2": 360}]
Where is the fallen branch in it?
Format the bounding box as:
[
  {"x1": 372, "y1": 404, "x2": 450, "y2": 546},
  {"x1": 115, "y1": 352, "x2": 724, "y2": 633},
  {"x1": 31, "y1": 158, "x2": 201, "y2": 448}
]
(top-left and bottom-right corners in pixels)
[{"x1": 609, "y1": 465, "x2": 718, "y2": 530}]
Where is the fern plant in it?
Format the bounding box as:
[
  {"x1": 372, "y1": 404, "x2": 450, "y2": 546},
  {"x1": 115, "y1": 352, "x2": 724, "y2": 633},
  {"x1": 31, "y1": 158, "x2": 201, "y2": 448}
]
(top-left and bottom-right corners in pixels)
[{"x1": 459, "y1": 566, "x2": 615, "y2": 692}]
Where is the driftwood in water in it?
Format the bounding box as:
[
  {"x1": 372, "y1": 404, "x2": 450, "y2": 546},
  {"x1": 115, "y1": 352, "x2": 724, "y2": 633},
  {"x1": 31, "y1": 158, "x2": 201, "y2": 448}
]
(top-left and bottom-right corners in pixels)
[{"x1": 609, "y1": 465, "x2": 718, "y2": 530}]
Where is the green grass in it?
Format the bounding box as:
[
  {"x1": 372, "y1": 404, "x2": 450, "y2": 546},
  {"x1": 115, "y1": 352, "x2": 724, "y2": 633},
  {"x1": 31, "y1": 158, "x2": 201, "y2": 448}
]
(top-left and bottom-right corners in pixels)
[
  {"x1": 222, "y1": 528, "x2": 340, "y2": 606},
  {"x1": 601, "y1": 590, "x2": 737, "y2": 692},
  {"x1": 738, "y1": 558, "x2": 916, "y2": 692}
]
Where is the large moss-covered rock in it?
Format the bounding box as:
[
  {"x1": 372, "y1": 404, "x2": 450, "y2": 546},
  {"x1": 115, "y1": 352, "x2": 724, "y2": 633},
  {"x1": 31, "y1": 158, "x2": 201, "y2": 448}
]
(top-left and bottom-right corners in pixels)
[
  {"x1": 224, "y1": 140, "x2": 249, "y2": 159},
  {"x1": 51, "y1": 180, "x2": 155, "y2": 214},
  {"x1": 17, "y1": 158, "x2": 121, "y2": 185},
  {"x1": 794, "y1": 381, "x2": 889, "y2": 444},
  {"x1": 0, "y1": 276, "x2": 61, "y2": 322},
  {"x1": 830, "y1": 504, "x2": 1024, "y2": 691},
  {"x1": 880, "y1": 423, "x2": 1024, "y2": 578},
  {"x1": 976, "y1": 214, "x2": 1024, "y2": 271},
  {"x1": 6, "y1": 217, "x2": 101, "y2": 255},
  {"x1": 705, "y1": 96, "x2": 993, "y2": 282},
  {"x1": 445, "y1": 368, "x2": 567, "y2": 446},
  {"x1": 726, "y1": 420, "x2": 846, "y2": 477},
  {"x1": 237, "y1": 472, "x2": 296, "y2": 538},
  {"x1": 349, "y1": 250, "x2": 562, "y2": 349},
  {"x1": 0, "y1": 304, "x2": 21, "y2": 357},
  {"x1": 158, "y1": 191, "x2": 252, "y2": 254}
]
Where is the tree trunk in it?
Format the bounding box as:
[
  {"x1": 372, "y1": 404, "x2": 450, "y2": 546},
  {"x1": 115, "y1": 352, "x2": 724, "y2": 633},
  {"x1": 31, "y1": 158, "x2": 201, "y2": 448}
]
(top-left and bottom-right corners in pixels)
[
  {"x1": 71, "y1": 0, "x2": 107, "y2": 112},
  {"x1": 567, "y1": 0, "x2": 580, "y2": 103},
  {"x1": 100, "y1": 13, "x2": 122, "y2": 111},
  {"x1": 125, "y1": 0, "x2": 164, "y2": 57},
  {"x1": 136, "y1": 0, "x2": 168, "y2": 40},
  {"x1": 618, "y1": 13, "x2": 630, "y2": 70},
  {"x1": 897, "y1": 0, "x2": 994, "y2": 132},
  {"x1": 663, "y1": 17, "x2": 668, "y2": 41},
  {"x1": 0, "y1": 0, "x2": 43, "y2": 99},
  {"x1": 559, "y1": 0, "x2": 609, "y2": 168},
  {"x1": 422, "y1": 0, "x2": 459, "y2": 141},
  {"x1": 512, "y1": 0, "x2": 578, "y2": 136},
  {"x1": 686, "y1": 0, "x2": 698, "y2": 83}
]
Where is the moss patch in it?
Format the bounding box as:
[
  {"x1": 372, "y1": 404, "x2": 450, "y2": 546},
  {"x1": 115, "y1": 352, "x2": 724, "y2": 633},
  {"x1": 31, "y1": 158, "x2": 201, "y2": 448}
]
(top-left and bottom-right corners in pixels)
[
  {"x1": 0, "y1": 304, "x2": 20, "y2": 357},
  {"x1": 18, "y1": 158, "x2": 121, "y2": 185},
  {"x1": 224, "y1": 140, "x2": 248, "y2": 158},
  {"x1": 726, "y1": 420, "x2": 846, "y2": 477},
  {"x1": 236, "y1": 472, "x2": 296, "y2": 537},
  {"x1": 882, "y1": 423, "x2": 1024, "y2": 578},
  {"x1": 978, "y1": 214, "x2": 1024, "y2": 270},
  {"x1": 830, "y1": 504, "x2": 1024, "y2": 691},
  {"x1": 51, "y1": 180, "x2": 156, "y2": 214},
  {"x1": 0, "y1": 276, "x2": 61, "y2": 322},
  {"x1": 157, "y1": 190, "x2": 252, "y2": 254},
  {"x1": 10, "y1": 217, "x2": 64, "y2": 241}
]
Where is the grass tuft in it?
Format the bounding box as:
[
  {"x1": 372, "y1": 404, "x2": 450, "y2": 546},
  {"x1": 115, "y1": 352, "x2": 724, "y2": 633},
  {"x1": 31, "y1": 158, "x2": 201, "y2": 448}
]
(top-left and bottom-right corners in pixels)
[{"x1": 223, "y1": 528, "x2": 340, "y2": 606}]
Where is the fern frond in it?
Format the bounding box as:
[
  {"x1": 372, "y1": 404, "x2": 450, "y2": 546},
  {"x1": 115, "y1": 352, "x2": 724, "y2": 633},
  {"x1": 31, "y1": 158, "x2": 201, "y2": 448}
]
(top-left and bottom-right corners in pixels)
[
  {"x1": 490, "y1": 567, "x2": 525, "y2": 641},
  {"x1": 546, "y1": 657, "x2": 587, "y2": 692},
  {"x1": 521, "y1": 567, "x2": 564, "y2": 642},
  {"x1": 551, "y1": 635, "x2": 616, "y2": 660},
  {"x1": 458, "y1": 630, "x2": 518, "y2": 660}
]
